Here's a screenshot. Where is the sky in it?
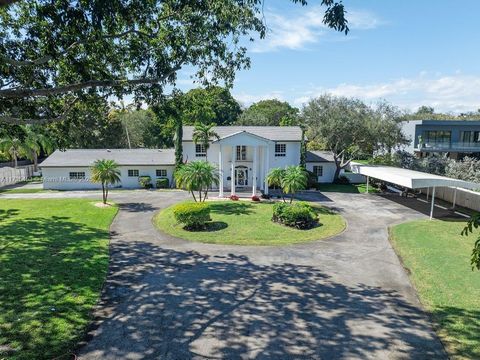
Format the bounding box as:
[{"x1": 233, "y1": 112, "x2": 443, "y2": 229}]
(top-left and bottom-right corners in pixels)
[{"x1": 175, "y1": 0, "x2": 480, "y2": 114}]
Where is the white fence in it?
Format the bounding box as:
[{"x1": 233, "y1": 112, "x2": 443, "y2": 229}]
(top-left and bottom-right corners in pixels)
[
  {"x1": 0, "y1": 165, "x2": 35, "y2": 187},
  {"x1": 420, "y1": 187, "x2": 480, "y2": 212}
]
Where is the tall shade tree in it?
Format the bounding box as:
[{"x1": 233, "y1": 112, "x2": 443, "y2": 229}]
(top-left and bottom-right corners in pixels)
[
  {"x1": 192, "y1": 122, "x2": 219, "y2": 160},
  {"x1": 90, "y1": 159, "x2": 121, "y2": 204},
  {"x1": 302, "y1": 95, "x2": 406, "y2": 180},
  {"x1": 281, "y1": 166, "x2": 307, "y2": 203},
  {"x1": 0, "y1": 135, "x2": 23, "y2": 168},
  {"x1": 175, "y1": 160, "x2": 219, "y2": 202},
  {"x1": 236, "y1": 99, "x2": 299, "y2": 126},
  {"x1": 267, "y1": 167, "x2": 286, "y2": 201},
  {"x1": 0, "y1": 0, "x2": 348, "y2": 125}
]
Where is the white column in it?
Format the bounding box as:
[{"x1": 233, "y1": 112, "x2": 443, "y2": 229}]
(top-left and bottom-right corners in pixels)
[
  {"x1": 218, "y1": 144, "x2": 223, "y2": 197},
  {"x1": 452, "y1": 187, "x2": 457, "y2": 209},
  {"x1": 429, "y1": 186, "x2": 436, "y2": 220},
  {"x1": 252, "y1": 146, "x2": 257, "y2": 196},
  {"x1": 264, "y1": 144, "x2": 270, "y2": 195},
  {"x1": 231, "y1": 145, "x2": 235, "y2": 196},
  {"x1": 366, "y1": 176, "x2": 369, "y2": 194}
]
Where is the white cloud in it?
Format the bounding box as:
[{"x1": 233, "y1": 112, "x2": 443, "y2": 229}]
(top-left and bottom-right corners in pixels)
[
  {"x1": 252, "y1": 7, "x2": 383, "y2": 53},
  {"x1": 293, "y1": 73, "x2": 480, "y2": 113},
  {"x1": 233, "y1": 91, "x2": 285, "y2": 107}
]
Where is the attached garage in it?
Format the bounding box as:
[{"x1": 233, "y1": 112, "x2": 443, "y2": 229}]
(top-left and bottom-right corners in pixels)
[{"x1": 40, "y1": 149, "x2": 175, "y2": 190}]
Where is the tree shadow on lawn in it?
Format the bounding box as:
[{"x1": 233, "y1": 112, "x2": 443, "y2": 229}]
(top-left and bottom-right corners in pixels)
[
  {"x1": 209, "y1": 202, "x2": 255, "y2": 215},
  {"x1": 432, "y1": 306, "x2": 480, "y2": 359},
  {"x1": 0, "y1": 208, "x2": 19, "y2": 222},
  {"x1": 183, "y1": 221, "x2": 228, "y2": 233},
  {"x1": 0, "y1": 216, "x2": 110, "y2": 359},
  {"x1": 78, "y1": 238, "x2": 446, "y2": 359},
  {"x1": 118, "y1": 202, "x2": 159, "y2": 213}
]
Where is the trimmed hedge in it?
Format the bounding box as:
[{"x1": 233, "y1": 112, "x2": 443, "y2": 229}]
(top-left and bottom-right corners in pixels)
[
  {"x1": 172, "y1": 202, "x2": 211, "y2": 230},
  {"x1": 272, "y1": 201, "x2": 318, "y2": 229},
  {"x1": 139, "y1": 176, "x2": 153, "y2": 189},
  {"x1": 156, "y1": 178, "x2": 169, "y2": 189}
]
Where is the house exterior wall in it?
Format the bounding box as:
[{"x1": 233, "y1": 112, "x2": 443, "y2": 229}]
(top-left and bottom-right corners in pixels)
[
  {"x1": 305, "y1": 162, "x2": 336, "y2": 183},
  {"x1": 401, "y1": 120, "x2": 480, "y2": 157},
  {"x1": 182, "y1": 139, "x2": 302, "y2": 190},
  {"x1": 42, "y1": 165, "x2": 175, "y2": 190}
]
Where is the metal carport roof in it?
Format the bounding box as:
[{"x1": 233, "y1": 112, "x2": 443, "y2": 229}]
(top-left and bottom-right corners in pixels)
[{"x1": 350, "y1": 163, "x2": 480, "y2": 219}]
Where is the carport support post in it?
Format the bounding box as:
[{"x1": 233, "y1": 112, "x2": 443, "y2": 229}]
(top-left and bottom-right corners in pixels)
[
  {"x1": 429, "y1": 186, "x2": 436, "y2": 220},
  {"x1": 366, "y1": 176, "x2": 369, "y2": 194},
  {"x1": 452, "y1": 187, "x2": 457, "y2": 209}
]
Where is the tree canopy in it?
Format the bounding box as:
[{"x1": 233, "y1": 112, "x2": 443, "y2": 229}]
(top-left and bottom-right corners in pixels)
[
  {"x1": 0, "y1": 0, "x2": 348, "y2": 125},
  {"x1": 236, "y1": 99, "x2": 299, "y2": 126}
]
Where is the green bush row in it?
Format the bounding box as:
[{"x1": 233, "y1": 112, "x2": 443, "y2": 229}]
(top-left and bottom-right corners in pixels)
[
  {"x1": 272, "y1": 202, "x2": 318, "y2": 229},
  {"x1": 173, "y1": 202, "x2": 211, "y2": 230},
  {"x1": 138, "y1": 176, "x2": 170, "y2": 189}
]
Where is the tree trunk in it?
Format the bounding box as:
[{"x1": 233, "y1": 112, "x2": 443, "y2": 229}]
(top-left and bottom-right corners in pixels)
[
  {"x1": 33, "y1": 152, "x2": 38, "y2": 172},
  {"x1": 102, "y1": 183, "x2": 106, "y2": 204},
  {"x1": 333, "y1": 165, "x2": 342, "y2": 181},
  {"x1": 191, "y1": 191, "x2": 197, "y2": 202},
  {"x1": 290, "y1": 193, "x2": 294, "y2": 203},
  {"x1": 105, "y1": 187, "x2": 109, "y2": 204},
  {"x1": 13, "y1": 153, "x2": 17, "y2": 168}
]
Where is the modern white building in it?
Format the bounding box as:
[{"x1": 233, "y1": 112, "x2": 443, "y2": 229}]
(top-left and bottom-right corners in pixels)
[{"x1": 40, "y1": 126, "x2": 337, "y2": 192}]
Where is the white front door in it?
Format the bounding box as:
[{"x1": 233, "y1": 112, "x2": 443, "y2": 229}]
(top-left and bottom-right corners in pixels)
[{"x1": 235, "y1": 167, "x2": 248, "y2": 187}]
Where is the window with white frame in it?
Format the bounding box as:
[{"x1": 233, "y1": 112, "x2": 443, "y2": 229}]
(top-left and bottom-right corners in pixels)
[
  {"x1": 195, "y1": 144, "x2": 206, "y2": 157},
  {"x1": 275, "y1": 143, "x2": 286, "y2": 157},
  {"x1": 69, "y1": 171, "x2": 86, "y2": 180},
  {"x1": 128, "y1": 169, "x2": 139, "y2": 177},
  {"x1": 156, "y1": 169, "x2": 167, "y2": 177},
  {"x1": 236, "y1": 145, "x2": 247, "y2": 161},
  {"x1": 313, "y1": 166, "x2": 323, "y2": 177}
]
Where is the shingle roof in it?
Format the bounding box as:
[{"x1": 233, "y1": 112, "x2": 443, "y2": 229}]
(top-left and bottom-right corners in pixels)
[
  {"x1": 305, "y1": 150, "x2": 335, "y2": 163},
  {"x1": 40, "y1": 149, "x2": 175, "y2": 167},
  {"x1": 182, "y1": 126, "x2": 302, "y2": 141}
]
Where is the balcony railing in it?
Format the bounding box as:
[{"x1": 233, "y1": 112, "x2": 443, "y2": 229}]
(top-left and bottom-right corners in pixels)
[{"x1": 416, "y1": 142, "x2": 480, "y2": 151}]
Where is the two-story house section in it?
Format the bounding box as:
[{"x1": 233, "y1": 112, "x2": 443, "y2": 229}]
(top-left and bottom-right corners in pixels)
[{"x1": 401, "y1": 120, "x2": 480, "y2": 159}]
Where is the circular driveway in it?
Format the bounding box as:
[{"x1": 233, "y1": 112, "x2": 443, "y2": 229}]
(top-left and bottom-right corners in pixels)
[{"x1": 74, "y1": 190, "x2": 446, "y2": 359}]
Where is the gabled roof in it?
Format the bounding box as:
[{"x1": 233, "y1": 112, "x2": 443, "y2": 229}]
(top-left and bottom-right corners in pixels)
[
  {"x1": 182, "y1": 126, "x2": 302, "y2": 141},
  {"x1": 40, "y1": 149, "x2": 175, "y2": 167},
  {"x1": 212, "y1": 130, "x2": 272, "y2": 143},
  {"x1": 306, "y1": 150, "x2": 335, "y2": 163}
]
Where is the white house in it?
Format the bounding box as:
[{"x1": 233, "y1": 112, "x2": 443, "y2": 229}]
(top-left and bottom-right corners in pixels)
[{"x1": 40, "y1": 126, "x2": 337, "y2": 191}]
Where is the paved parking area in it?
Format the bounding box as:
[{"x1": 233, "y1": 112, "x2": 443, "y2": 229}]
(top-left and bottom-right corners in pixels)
[{"x1": 68, "y1": 191, "x2": 447, "y2": 359}]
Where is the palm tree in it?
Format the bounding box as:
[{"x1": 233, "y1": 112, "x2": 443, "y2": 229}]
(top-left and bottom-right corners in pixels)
[
  {"x1": 281, "y1": 166, "x2": 308, "y2": 203},
  {"x1": 91, "y1": 159, "x2": 121, "y2": 204},
  {"x1": 175, "y1": 160, "x2": 219, "y2": 202},
  {"x1": 192, "y1": 122, "x2": 219, "y2": 160},
  {"x1": 267, "y1": 167, "x2": 286, "y2": 201},
  {"x1": 22, "y1": 126, "x2": 54, "y2": 171},
  {"x1": 0, "y1": 135, "x2": 23, "y2": 168}
]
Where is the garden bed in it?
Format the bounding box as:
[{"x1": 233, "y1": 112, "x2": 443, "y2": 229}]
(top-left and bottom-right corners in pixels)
[{"x1": 154, "y1": 201, "x2": 345, "y2": 246}]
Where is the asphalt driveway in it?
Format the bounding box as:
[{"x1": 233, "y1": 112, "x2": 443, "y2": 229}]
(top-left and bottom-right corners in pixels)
[{"x1": 68, "y1": 190, "x2": 448, "y2": 359}]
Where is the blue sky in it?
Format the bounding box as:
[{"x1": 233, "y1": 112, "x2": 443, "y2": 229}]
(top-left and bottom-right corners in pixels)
[{"x1": 177, "y1": 0, "x2": 480, "y2": 113}]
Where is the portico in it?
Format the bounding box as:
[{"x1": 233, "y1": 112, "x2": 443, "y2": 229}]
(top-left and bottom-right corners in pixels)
[{"x1": 215, "y1": 131, "x2": 272, "y2": 197}]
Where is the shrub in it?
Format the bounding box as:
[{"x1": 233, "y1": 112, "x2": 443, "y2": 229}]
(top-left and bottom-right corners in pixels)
[
  {"x1": 251, "y1": 195, "x2": 260, "y2": 202},
  {"x1": 272, "y1": 201, "x2": 318, "y2": 229},
  {"x1": 306, "y1": 170, "x2": 318, "y2": 189},
  {"x1": 139, "y1": 176, "x2": 153, "y2": 189},
  {"x1": 230, "y1": 194, "x2": 239, "y2": 201},
  {"x1": 156, "y1": 177, "x2": 169, "y2": 189},
  {"x1": 334, "y1": 175, "x2": 350, "y2": 185},
  {"x1": 261, "y1": 193, "x2": 271, "y2": 199},
  {"x1": 172, "y1": 202, "x2": 211, "y2": 230}
]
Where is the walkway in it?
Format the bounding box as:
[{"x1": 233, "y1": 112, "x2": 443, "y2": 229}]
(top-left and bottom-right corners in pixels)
[{"x1": 66, "y1": 190, "x2": 447, "y2": 359}]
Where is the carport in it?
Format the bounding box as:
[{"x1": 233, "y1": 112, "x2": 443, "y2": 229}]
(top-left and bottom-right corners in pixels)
[{"x1": 351, "y1": 163, "x2": 480, "y2": 219}]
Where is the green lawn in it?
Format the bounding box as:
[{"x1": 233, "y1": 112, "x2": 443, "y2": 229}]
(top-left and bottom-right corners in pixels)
[
  {"x1": 390, "y1": 219, "x2": 480, "y2": 359},
  {"x1": 316, "y1": 183, "x2": 378, "y2": 193},
  {"x1": 0, "y1": 199, "x2": 118, "y2": 360},
  {"x1": 154, "y1": 201, "x2": 346, "y2": 246}
]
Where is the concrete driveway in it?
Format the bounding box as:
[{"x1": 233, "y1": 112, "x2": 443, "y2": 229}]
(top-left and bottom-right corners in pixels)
[{"x1": 60, "y1": 190, "x2": 448, "y2": 360}]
